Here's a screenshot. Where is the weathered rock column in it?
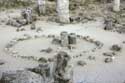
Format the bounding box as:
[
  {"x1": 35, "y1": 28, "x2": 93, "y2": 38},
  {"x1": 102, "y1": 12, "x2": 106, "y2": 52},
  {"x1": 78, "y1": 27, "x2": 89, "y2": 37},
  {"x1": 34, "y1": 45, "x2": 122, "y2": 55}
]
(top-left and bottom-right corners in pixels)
[
  {"x1": 37, "y1": 0, "x2": 46, "y2": 15},
  {"x1": 61, "y1": 31, "x2": 69, "y2": 47},
  {"x1": 113, "y1": 0, "x2": 120, "y2": 12},
  {"x1": 56, "y1": 0, "x2": 70, "y2": 23}
]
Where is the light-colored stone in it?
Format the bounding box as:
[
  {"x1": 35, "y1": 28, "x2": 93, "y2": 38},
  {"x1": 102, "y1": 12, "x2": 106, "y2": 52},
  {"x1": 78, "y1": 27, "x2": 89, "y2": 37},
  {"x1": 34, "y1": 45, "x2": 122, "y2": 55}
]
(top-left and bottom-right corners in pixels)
[
  {"x1": 113, "y1": 0, "x2": 120, "y2": 12},
  {"x1": 56, "y1": 0, "x2": 70, "y2": 23}
]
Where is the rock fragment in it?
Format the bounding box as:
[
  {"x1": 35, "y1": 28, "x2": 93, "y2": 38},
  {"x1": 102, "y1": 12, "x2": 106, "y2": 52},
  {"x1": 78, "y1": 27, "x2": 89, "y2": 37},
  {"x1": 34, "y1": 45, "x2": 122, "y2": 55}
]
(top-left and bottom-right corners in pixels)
[
  {"x1": 40, "y1": 47, "x2": 53, "y2": 53},
  {"x1": 110, "y1": 44, "x2": 122, "y2": 51},
  {"x1": 52, "y1": 37, "x2": 61, "y2": 45},
  {"x1": 88, "y1": 56, "x2": 96, "y2": 60},
  {"x1": 0, "y1": 70, "x2": 43, "y2": 83},
  {"x1": 30, "y1": 22, "x2": 36, "y2": 30},
  {"x1": 104, "y1": 57, "x2": 113, "y2": 63},
  {"x1": 103, "y1": 52, "x2": 116, "y2": 57},
  {"x1": 77, "y1": 60, "x2": 87, "y2": 66}
]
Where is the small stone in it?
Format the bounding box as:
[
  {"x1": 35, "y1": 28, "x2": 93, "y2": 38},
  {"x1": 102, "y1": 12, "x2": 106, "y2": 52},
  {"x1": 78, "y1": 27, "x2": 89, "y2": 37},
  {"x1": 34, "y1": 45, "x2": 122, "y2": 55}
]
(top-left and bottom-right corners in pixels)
[
  {"x1": 48, "y1": 34, "x2": 55, "y2": 38},
  {"x1": 123, "y1": 41, "x2": 125, "y2": 44},
  {"x1": 89, "y1": 38, "x2": 94, "y2": 43},
  {"x1": 76, "y1": 35, "x2": 82, "y2": 38},
  {"x1": 110, "y1": 44, "x2": 122, "y2": 51},
  {"x1": 0, "y1": 60, "x2": 5, "y2": 65},
  {"x1": 16, "y1": 28, "x2": 20, "y2": 32},
  {"x1": 103, "y1": 52, "x2": 116, "y2": 57},
  {"x1": 30, "y1": 22, "x2": 36, "y2": 30},
  {"x1": 40, "y1": 47, "x2": 53, "y2": 53},
  {"x1": 36, "y1": 27, "x2": 43, "y2": 32},
  {"x1": 88, "y1": 56, "x2": 96, "y2": 60},
  {"x1": 38, "y1": 57, "x2": 47, "y2": 63},
  {"x1": 104, "y1": 57, "x2": 113, "y2": 63},
  {"x1": 94, "y1": 41, "x2": 102, "y2": 47},
  {"x1": 77, "y1": 60, "x2": 87, "y2": 66},
  {"x1": 20, "y1": 28, "x2": 25, "y2": 31},
  {"x1": 48, "y1": 58, "x2": 54, "y2": 62},
  {"x1": 23, "y1": 34, "x2": 32, "y2": 39},
  {"x1": 34, "y1": 35, "x2": 40, "y2": 38}
]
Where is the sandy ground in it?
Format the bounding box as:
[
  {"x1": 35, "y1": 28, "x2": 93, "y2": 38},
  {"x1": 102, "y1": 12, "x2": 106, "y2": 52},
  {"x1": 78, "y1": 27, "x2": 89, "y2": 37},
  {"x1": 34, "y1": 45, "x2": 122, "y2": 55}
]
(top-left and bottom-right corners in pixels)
[{"x1": 0, "y1": 9, "x2": 125, "y2": 83}]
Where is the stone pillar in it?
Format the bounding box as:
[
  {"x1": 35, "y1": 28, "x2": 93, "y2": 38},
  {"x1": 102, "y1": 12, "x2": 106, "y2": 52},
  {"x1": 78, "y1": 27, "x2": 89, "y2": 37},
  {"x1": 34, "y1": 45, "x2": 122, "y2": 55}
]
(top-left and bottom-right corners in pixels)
[
  {"x1": 68, "y1": 33, "x2": 77, "y2": 45},
  {"x1": 37, "y1": 0, "x2": 46, "y2": 15},
  {"x1": 26, "y1": 8, "x2": 33, "y2": 24},
  {"x1": 60, "y1": 31, "x2": 69, "y2": 47},
  {"x1": 56, "y1": 0, "x2": 70, "y2": 23},
  {"x1": 53, "y1": 51, "x2": 73, "y2": 83},
  {"x1": 113, "y1": 0, "x2": 120, "y2": 12}
]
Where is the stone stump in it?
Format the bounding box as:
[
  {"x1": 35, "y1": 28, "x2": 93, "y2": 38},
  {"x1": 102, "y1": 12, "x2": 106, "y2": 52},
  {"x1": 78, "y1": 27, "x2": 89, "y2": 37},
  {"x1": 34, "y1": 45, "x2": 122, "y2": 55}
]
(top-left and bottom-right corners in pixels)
[
  {"x1": 60, "y1": 31, "x2": 69, "y2": 47},
  {"x1": 68, "y1": 33, "x2": 77, "y2": 45}
]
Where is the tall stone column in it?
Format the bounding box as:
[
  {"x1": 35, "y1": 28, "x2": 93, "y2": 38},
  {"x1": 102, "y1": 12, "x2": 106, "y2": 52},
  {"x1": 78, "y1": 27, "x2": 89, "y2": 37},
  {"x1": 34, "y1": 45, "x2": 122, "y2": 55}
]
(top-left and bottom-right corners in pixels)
[
  {"x1": 56, "y1": 0, "x2": 70, "y2": 23},
  {"x1": 113, "y1": 0, "x2": 120, "y2": 12},
  {"x1": 37, "y1": 0, "x2": 46, "y2": 15}
]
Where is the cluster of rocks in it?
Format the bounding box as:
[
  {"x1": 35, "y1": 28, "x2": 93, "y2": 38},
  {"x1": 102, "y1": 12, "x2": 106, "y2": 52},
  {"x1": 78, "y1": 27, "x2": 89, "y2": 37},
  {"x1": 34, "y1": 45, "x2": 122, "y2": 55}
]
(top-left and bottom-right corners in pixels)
[
  {"x1": 0, "y1": 70, "x2": 43, "y2": 83},
  {"x1": 104, "y1": 57, "x2": 113, "y2": 63},
  {"x1": 6, "y1": 17, "x2": 26, "y2": 27},
  {"x1": 4, "y1": 33, "x2": 57, "y2": 61},
  {"x1": 30, "y1": 51, "x2": 73, "y2": 83},
  {"x1": 103, "y1": 44, "x2": 122, "y2": 63},
  {"x1": 104, "y1": 12, "x2": 125, "y2": 34},
  {"x1": 103, "y1": 52, "x2": 116, "y2": 63},
  {"x1": 52, "y1": 32, "x2": 103, "y2": 52},
  {"x1": 82, "y1": 36, "x2": 103, "y2": 50},
  {"x1": 52, "y1": 31, "x2": 77, "y2": 49},
  {"x1": 28, "y1": 63, "x2": 50, "y2": 83},
  {"x1": 4, "y1": 34, "x2": 37, "y2": 60},
  {"x1": 6, "y1": 8, "x2": 36, "y2": 28}
]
